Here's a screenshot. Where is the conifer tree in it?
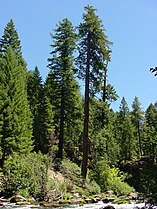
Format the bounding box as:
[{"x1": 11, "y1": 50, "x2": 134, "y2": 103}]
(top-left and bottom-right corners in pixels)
[
  {"x1": 77, "y1": 5, "x2": 112, "y2": 179},
  {"x1": 143, "y1": 103, "x2": 157, "y2": 160},
  {"x1": 131, "y1": 97, "x2": 144, "y2": 158},
  {"x1": 115, "y1": 97, "x2": 135, "y2": 160},
  {"x1": 0, "y1": 19, "x2": 21, "y2": 57},
  {"x1": 89, "y1": 99, "x2": 119, "y2": 166},
  {"x1": 0, "y1": 47, "x2": 32, "y2": 166},
  {"x1": 46, "y1": 18, "x2": 82, "y2": 159},
  {"x1": 27, "y1": 67, "x2": 54, "y2": 154}
]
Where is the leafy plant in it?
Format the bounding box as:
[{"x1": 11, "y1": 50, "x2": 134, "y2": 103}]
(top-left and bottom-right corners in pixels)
[
  {"x1": 89, "y1": 160, "x2": 134, "y2": 196},
  {"x1": 1, "y1": 152, "x2": 48, "y2": 198}
]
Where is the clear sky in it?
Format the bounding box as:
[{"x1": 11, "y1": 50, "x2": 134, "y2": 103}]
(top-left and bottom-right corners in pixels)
[{"x1": 0, "y1": 0, "x2": 157, "y2": 111}]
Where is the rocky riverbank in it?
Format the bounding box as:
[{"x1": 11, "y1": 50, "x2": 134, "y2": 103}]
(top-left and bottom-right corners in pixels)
[{"x1": 0, "y1": 193, "x2": 148, "y2": 209}]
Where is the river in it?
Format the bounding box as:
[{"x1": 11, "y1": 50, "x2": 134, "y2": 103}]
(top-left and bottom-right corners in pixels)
[{"x1": 0, "y1": 201, "x2": 148, "y2": 209}]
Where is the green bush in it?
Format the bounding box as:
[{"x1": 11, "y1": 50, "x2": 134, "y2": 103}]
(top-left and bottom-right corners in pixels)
[
  {"x1": 85, "y1": 180, "x2": 101, "y2": 195},
  {"x1": 106, "y1": 166, "x2": 134, "y2": 196},
  {"x1": 2, "y1": 152, "x2": 48, "y2": 198},
  {"x1": 60, "y1": 159, "x2": 82, "y2": 186},
  {"x1": 47, "y1": 177, "x2": 67, "y2": 195},
  {"x1": 89, "y1": 160, "x2": 134, "y2": 196}
]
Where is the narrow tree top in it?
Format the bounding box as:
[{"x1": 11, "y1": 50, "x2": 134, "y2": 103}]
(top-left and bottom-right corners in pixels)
[{"x1": 0, "y1": 19, "x2": 22, "y2": 55}]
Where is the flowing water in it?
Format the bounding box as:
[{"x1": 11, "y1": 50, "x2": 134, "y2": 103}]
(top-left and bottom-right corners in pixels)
[{"x1": 0, "y1": 201, "x2": 147, "y2": 209}]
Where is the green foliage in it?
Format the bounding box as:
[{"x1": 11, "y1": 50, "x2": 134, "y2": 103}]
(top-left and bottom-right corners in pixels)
[
  {"x1": 47, "y1": 178, "x2": 67, "y2": 196},
  {"x1": 142, "y1": 103, "x2": 157, "y2": 159},
  {"x1": 106, "y1": 167, "x2": 134, "y2": 196},
  {"x1": 84, "y1": 180, "x2": 101, "y2": 195},
  {"x1": 77, "y1": 5, "x2": 112, "y2": 95},
  {"x1": 0, "y1": 14, "x2": 157, "y2": 203},
  {"x1": 104, "y1": 84, "x2": 119, "y2": 104},
  {"x1": 115, "y1": 97, "x2": 135, "y2": 160},
  {"x1": 2, "y1": 152, "x2": 48, "y2": 198},
  {"x1": 140, "y1": 163, "x2": 157, "y2": 204},
  {"x1": 89, "y1": 160, "x2": 134, "y2": 196},
  {"x1": 60, "y1": 159, "x2": 82, "y2": 186},
  {"x1": 27, "y1": 67, "x2": 54, "y2": 154},
  {"x1": 46, "y1": 18, "x2": 83, "y2": 159},
  {"x1": 131, "y1": 96, "x2": 144, "y2": 158},
  {"x1": 0, "y1": 47, "x2": 32, "y2": 165},
  {"x1": 0, "y1": 19, "x2": 21, "y2": 56},
  {"x1": 77, "y1": 5, "x2": 112, "y2": 179}
]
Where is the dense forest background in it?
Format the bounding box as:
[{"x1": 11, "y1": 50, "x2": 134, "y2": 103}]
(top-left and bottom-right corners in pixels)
[{"x1": 0, "y1": 5, "x2": 157, "y2": 203}]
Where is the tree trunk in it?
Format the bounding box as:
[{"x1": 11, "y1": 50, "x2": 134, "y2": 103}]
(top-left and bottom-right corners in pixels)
[
  {"x1": 102, "y1": 68, "x2": 107, "y2": 127},
  {"x1": 81, "y1": 33, "x2": 90, "y2": 180},
  {"x1": 137, "y1": 121, "x2": 142, "y2": 157},
  {"x1": 58, "y1": 87, "x2": 64, "y2": 159}
]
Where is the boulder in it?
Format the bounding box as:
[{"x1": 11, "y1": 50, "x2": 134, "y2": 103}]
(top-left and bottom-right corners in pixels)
[
  {"x1": 102, "y1": 197, "x2": 115, "y2": 203},
  {"x1": 71, "y1": 198, "x2": 85, "y2": 205},
  {"x1": 92, "y1": 198, "x2": 99, "y2": 203},
  {"x1": 10, "y1": 194, "x2": 27, "y2": 203},
  {"x1": 30, "y1": 205, "x2": 40, "y2": 208},
  {"x1": 28, "y1": 197, "x2": 36, "y2": 203},
  {"x1": 0, "y1": 197, "x2": 8, "y2": 202},
  {"x1": 85, "y1": 198, "x2": 93, "y2": 204},
  {"x1": 101, "y1": 206, "x2": 115, "y2": 209},
  {"x1": 106, "y1": 191, "x2": 114, "y2": 196}
]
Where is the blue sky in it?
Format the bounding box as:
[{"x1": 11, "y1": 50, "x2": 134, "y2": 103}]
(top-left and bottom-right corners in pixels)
[{"x1": 0, "y1": 0, "x2": 157, "y2": 111}]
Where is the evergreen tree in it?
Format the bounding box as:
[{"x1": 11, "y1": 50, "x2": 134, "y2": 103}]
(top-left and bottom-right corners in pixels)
[
  {"x1": 77, "y1": 5, "x2": 112, "y2": 179},
  {"x1": 27, "y1": 67, "x2": 47, "y2": 153},
  {"x1": 0, "y1": 47, "x2": 32, "y2": 166},
  {"x1": 0, "y1": 19, "x2": 21, "y2": 57},
  {"x1": 46, "y1": 18, "x2": 82, "y2": 160},
  {"x1": 89, "y1": 99, "x2": 119, "y2": 166},
  {"x1": 39, "y1": 92, "x2": 54, "y2": 154},
  {"x1": 143, "y1": 103, "x2": 157, "y2": 160},
  {"x1": 115, "y1": 97, "x2": 135, "y2": 160},
  {"x1": 131, "y1": 97, "x2": 144, "y2": 158}
]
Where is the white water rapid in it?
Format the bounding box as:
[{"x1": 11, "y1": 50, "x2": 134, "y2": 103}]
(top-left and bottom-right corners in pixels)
[{"x1": 0, "y1": 201, "x2": 149, "y2": 209}]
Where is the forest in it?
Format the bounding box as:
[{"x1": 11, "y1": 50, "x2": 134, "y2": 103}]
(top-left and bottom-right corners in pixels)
[{"x1": 0, "y1": 5, "x2": 157, "y2": 205}]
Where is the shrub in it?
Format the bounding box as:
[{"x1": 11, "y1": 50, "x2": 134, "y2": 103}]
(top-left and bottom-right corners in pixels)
[
  {"x1": 106, "y1": 167, "x2": 134, "y2": 195},
  {"x1": 89, "y1": 160, "x2": 134, "y2": 196},
  {"x1": 60, "y1": 159, "x2": 82, "y2": 186},
  {"x1": 85, "y1": 180, "x2": 101, "y2": 195},
  {"x1": 1, "y1": 152, "x2": 48, "y2": 198},
  {"x1": 47, "y1": 177, "x2": 67, "y2": 194}
]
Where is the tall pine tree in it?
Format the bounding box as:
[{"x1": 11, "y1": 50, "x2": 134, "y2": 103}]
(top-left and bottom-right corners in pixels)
[
  {"x1": 27, "y1": 67, "x2": 54, "y2": 153},
  {"x1": 0, "y1": 19, "x2": 32, "y2": 166},
  {"x1": 46, "y1": 18, "x2": 82, "y2": 160},
  {"x1": 77, "y1": 5, "x2": 112, "y2": 179},
  {"x1": 0, "y1": 47, "x2": 32, "y2": 166},
  {"x1": 143, "y1": 103, "x2": 157, "y2": 160},
  {"x1": 131, "y1": 97, "x2": 144, "y2": 158},
  {"x1": 0, "y1": 19, "x2": 21, "y2": 57},
  {"x1": 115, "y1": 97, "x2": 135, "y2": 160}
]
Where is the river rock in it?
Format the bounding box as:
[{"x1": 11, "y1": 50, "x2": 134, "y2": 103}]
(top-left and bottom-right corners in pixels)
[
  {"x1": 10, "y1": 194, "x2": 27, "y2": 203},
  {"x1": 102, "y1": 197, "x2": 115, "y2": 203},
  {"x1": 92, "y1": 197, "x2": 99, "y2": 203},
  {"x1": 28, "y1": 197, "x2": 36, "y2": 203},
  {"x1": 106, "y1": 190, "x2": 114, "y2": 196},
  {"x1": 0, "y1": 197, "x2": 8, "y2": 202},
  {"x1": 85, "y1": 198, "x2": 93, "y2": 204},
  {"x1": 71, "y1": 198, "x2": 85, "y2": 205},
  {"x1": 101, "y1": 206, "x2": 115, "y2": 209},
  {"x1": 30, "y1": 205, "x2": 40, "y2": 208}
]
